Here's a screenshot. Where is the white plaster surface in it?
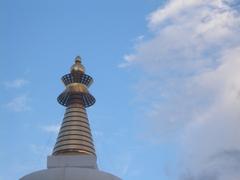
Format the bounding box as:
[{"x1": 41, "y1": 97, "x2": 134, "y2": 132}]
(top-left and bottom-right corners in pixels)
[
  {"x1": 20, "y1": 155, "x2": 122, "y2": 180},
  {"x1": 47, "y1": 155, "x2": 98, "y2": 169}
]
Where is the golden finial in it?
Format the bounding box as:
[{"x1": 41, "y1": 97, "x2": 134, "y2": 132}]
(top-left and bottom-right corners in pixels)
[
  {"x1": 75, "y1": 56, "x2": 81, "y2": 63},
  {"x1": 71, "y1": 56, "x2": 85, "y2": 74}
]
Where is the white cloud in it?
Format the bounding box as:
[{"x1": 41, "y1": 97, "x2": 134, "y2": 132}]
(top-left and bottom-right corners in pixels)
[
  {"x1": 123, "y1": 0, "x2": 240, "y2": 73},
  {"x1": 148, "y1": 0, "x2": 201, "y2": 28},
  {"x1": 5, "y1": 94, "x2": 31, "y2": 112},
  {"x1": 118, "y1": 54, "x2": 137, "y2": 68},
  {"x1": 136, "y1": 35, "x2": 144, "y2": 41},
  {"x1": 122, "y1": 0, "x2": 240, "y2": 179},
  {"x1": 147, "y1": 0, "x2": 231, "y2": 29},
  {"x1": 4, "y1": 78, "x2": 28, "y2": 88},
  {"x1": 42, "y1": 124, "x2": 60, "y2": 134},
  {"x1": 178, "y1": 47, "x2": 240, "y2": 179}
]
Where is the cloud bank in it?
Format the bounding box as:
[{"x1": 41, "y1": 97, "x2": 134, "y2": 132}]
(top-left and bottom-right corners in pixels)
[{"x1": 122, "y1": 0, "x2": 240, "y2": 179}]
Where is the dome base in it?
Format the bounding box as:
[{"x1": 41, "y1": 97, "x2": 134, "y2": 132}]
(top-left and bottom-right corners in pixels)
[
  {"x1": 20, "y1": 168, "x2": 121, "y2": 180},
  {"x1": 20, "y1": 155, "x2": 121, "y2": 180}
]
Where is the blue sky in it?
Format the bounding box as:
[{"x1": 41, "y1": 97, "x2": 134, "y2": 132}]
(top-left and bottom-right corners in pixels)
[{"x1": 1, "y1": 0, "x2": 240, "y2": 180}]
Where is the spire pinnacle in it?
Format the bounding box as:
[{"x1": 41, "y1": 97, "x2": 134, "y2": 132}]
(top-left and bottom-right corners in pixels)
[
  {"x1": 71, "y1": 56, "x2": 85, "y2": 74},
  {"x1": 75, "y1": 55, "x2": 82, "y2": 63}
]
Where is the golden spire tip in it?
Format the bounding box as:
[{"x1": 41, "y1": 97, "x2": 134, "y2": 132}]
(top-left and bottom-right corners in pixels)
[
  {"x1": 71, "y1": 56, "x2": 85, "y2": 73},
  {"x1": 75, "y1": 56, "x2": 82, "y2": 63}
]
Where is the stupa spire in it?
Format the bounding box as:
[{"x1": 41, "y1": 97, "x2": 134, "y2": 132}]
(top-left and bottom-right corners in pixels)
[
  {"x1": 20, "y1": 55, "x2": 122, "y2": 180},
  {"x1": 53, "y1": 56, "x2": 96, "y2": 156}
]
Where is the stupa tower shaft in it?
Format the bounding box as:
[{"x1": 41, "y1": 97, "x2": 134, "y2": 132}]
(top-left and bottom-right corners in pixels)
[{"x1": 53, "y1": 56, "x2": 96, "y2": 156}]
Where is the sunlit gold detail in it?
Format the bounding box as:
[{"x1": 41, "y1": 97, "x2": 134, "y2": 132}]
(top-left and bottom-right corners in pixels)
[
  {"x1": 66, "y1": 83, "x2": 89, "y2": 94},
  {"x1": 71, "y1": 56, "x2": 85, "y2": 74}
]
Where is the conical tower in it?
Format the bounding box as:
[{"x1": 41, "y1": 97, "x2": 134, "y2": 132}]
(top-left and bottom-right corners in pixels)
[
  {"x1": 20, "y1": 56, "x2": 122, "y2": 180},
  {"x1": 53, "y1": 56, "x2": 96, "y2": 156}
]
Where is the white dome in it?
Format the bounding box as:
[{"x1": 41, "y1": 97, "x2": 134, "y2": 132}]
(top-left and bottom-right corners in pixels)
[
  {"x1": 20, "y1": 168, "x2": 121, "y2": 180},
  {"x1": 20, "y1": 155, "x2": 121, "y2": 180}
]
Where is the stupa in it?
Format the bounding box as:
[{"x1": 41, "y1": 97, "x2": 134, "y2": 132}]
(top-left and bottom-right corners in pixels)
[{"x1": 20, "y1": 56, "x2": 122, "y2": 180}]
